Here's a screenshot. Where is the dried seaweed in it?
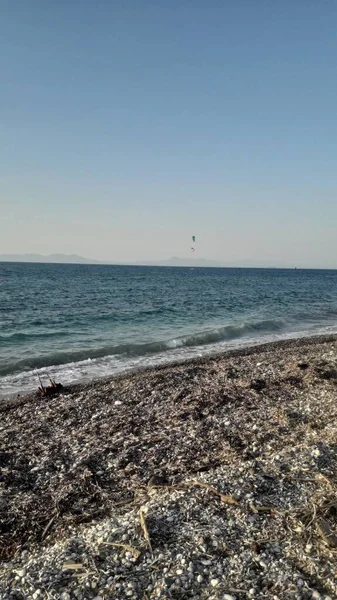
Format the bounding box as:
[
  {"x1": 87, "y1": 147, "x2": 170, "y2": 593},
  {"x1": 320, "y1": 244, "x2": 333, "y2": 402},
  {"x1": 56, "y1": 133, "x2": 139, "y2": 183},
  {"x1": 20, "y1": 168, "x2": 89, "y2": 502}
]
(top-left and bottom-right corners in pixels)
[
  {"x1": 100, "y1": 541, "x2": 141, "y2": 559},
  {"x1": 191, "y1": 480, "x2": 239, "y2": 505},
  {"x1": 139, "y1": 507, "x2": 152, "y2": 554}
]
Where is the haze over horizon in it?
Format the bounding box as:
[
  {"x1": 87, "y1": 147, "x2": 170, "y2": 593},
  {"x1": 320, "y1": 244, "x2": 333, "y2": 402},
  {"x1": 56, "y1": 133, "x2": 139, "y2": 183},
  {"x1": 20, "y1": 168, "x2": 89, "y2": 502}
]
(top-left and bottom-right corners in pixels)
[{"x1": 1, "y1": 2, "x2": 337, "y2": 268}]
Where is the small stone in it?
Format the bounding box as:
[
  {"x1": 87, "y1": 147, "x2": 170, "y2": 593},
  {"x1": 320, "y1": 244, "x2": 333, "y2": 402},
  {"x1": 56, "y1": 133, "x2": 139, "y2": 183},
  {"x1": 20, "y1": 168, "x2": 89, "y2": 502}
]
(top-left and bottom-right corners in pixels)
[
  {"x1": 223, "y1": 595, "x2": 236, "y2": 600},
  {"x1": 259, "y1": 560, "x2": 267, "y2": 569},
  {"x1": 114, "y1": 400, "x2": 122, "y2": 406},
  {"x1": 32, "y1": 591, "x2": 42, "y2": 600},
  {"x1": 311, "y1": 593, "x2": 321, "y2": 599},
  {"x1": 176, "y1": 569, "x2": 183, "y2": 575},
  {"x1": 197, "y1": 574, "x2": 203, "y2": 583},
  {"x1": 93, "y1": 597, "x2": 103, "y2": 600},
  {"x1": 297, "y1": 579, "x2": 304, "y2": 588},
  {"x1": 16, "y1": 569, "x2": 26, "y2": 577},
  {"x1": 211, "y1": 579, "x2": 219, "y2": 587}
]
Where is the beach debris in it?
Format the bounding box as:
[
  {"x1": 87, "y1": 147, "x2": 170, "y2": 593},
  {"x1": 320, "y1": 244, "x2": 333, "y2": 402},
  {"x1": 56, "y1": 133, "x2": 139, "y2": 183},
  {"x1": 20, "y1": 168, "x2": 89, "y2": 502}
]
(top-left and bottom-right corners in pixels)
[
  {"x1": 314, "y1": 359, "x2": 337, "y2": 380},
  {"x1": 250, "y1": 504, "x2": 278, "y2": 515},
  {"x1": 191, "y1": 480, "x2": 239, "y2": 505},
  {"x1": 62, "y1": 562, "x2": 84, "y2": 571},
  {"x1": 41, "y1": 514, "x2": 58, "y2": 540},
  {"x1": 317, "y1": 517, "x2": 337, "y2": 548},
  {"x1": 139, "y1": 507, "x2": 152, "y2": 554},
  {"x1": 38, "y1": 374, "x2": 63, "y2": 397},
  {"x1": 101, "y1": 541, "x2": 141, "y2": 559},
  {"x1": 250, "y1": 378, "x2": 266, "y2": 391}
]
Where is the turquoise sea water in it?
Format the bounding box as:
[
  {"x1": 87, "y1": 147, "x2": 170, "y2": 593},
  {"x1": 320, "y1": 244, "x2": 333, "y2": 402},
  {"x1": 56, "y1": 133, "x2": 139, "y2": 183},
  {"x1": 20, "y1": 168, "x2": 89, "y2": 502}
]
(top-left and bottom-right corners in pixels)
[{"x1": 1, "y1": 263, "x2": 337, "y2": 397}]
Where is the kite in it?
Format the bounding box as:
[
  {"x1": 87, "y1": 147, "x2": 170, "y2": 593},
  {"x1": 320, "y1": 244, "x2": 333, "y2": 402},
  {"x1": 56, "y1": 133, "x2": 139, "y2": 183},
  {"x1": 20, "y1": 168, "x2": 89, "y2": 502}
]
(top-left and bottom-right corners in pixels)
[{"x1": 192, "y1": 236, "x2": 196, "y2": 242}]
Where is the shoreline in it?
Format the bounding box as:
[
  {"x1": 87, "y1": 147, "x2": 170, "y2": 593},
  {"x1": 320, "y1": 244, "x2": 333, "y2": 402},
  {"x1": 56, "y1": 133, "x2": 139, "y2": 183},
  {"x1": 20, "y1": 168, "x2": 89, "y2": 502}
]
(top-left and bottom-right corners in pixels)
[
  {"x1": 1, "y1": 333, "x2": 336, "y2": 598},
  {"x1": 1, "y1": 332, "x2": 337, "y2": 409}
]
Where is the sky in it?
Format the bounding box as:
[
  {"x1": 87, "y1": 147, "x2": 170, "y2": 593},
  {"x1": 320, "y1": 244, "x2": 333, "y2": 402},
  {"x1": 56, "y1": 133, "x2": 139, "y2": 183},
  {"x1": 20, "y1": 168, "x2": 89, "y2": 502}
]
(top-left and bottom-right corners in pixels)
[{"x1": 1, "y1": 0, "x2": 337, "y2": 267}]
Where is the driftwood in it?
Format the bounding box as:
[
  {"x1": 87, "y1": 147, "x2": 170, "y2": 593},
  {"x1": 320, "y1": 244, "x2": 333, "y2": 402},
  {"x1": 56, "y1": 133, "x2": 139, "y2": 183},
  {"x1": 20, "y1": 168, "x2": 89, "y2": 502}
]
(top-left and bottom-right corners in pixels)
[{"x1": 38, "y1": 374, "x2": 63, "y2": 397}]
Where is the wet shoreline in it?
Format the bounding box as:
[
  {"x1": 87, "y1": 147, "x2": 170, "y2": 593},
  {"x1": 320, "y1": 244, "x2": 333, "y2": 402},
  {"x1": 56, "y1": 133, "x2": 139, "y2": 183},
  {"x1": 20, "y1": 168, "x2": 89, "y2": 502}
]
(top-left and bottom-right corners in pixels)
[{"x1": 1, "y1": 333, "x2": 337, "y2": 409}]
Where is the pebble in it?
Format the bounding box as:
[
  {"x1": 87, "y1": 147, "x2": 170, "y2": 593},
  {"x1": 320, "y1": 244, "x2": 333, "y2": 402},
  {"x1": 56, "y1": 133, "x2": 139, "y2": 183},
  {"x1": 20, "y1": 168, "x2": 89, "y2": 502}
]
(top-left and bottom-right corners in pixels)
[
  {"x1": 197, "y1": 574, "x2": 203, "y2": 583},
  {"x1": 311, "y1": 593, "x2": 321, "y2": 599},
  {"x1": 16, "y1": 569, "x2": 26, "y2": 578},
  {"x1": 60, "y1": 593, "x2": 71, "y2": 600},
  {"x1": 223, "y1": 595, "x2": 236, "y2": 600},
  {"x1": 211, "y1": 579, "x2": 219, "y2": 587}
]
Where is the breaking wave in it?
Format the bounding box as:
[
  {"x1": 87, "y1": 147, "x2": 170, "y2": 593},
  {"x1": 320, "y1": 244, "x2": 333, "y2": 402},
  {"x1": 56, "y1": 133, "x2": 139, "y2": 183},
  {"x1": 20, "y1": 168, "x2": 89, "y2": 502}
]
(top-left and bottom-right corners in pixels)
[{"x1": 0, "y1": 318, "x2": 285, "y2": 376}]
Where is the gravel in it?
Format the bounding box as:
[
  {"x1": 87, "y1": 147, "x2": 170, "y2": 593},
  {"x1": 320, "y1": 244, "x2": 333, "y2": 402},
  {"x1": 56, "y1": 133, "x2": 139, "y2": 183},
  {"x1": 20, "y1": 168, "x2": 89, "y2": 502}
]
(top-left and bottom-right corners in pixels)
[{"x1": 0, "y1": 335, "x2": 337, "y2": 599}]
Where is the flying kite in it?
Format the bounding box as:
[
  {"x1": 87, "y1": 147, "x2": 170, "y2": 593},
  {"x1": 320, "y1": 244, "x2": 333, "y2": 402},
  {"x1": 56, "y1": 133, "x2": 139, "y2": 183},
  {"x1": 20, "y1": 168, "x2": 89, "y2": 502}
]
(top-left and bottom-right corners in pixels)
[{"x1": 191, "y1": 235, "x2": 196, "y2": 253}]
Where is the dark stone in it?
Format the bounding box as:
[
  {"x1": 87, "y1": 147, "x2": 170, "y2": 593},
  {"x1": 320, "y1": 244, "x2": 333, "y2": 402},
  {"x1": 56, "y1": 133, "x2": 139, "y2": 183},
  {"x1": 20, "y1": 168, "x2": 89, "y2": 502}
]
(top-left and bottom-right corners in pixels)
[{"x1": 250, "y1": 379, "x2": 267, "y2": 392}]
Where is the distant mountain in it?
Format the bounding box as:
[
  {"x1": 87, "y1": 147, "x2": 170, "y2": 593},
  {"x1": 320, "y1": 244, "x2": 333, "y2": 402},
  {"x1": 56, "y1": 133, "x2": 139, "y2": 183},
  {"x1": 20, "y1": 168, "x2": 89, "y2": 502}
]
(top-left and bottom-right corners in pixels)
[
  {"x1": 0, "y1": 254, "x2": 101, "y2": 264},
  {"x1": 0, "y1": 254, "x2": 297, "y2": 268}
]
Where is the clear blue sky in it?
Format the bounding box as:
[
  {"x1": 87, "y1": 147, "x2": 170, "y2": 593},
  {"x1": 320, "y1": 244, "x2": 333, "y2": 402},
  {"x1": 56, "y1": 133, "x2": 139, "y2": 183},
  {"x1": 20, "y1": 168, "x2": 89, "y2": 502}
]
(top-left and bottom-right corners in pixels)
[{"x1": 1, "y1": 1, "x2": 337, "y2": 267}]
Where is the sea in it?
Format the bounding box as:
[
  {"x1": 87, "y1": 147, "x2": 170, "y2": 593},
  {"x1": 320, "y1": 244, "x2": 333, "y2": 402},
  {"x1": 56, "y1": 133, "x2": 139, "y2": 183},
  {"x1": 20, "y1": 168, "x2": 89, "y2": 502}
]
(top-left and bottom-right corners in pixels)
[{"x1": 1, "y1": 262, "x2": 337, "y2": 398}]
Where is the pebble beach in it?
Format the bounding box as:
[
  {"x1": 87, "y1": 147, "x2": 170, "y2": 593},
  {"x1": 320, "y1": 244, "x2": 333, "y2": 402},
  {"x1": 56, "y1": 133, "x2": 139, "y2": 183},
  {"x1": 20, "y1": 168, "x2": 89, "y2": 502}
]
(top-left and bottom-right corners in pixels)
[{"x1": 1, "y1": 335, "x2": 337, "y2": 600}]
